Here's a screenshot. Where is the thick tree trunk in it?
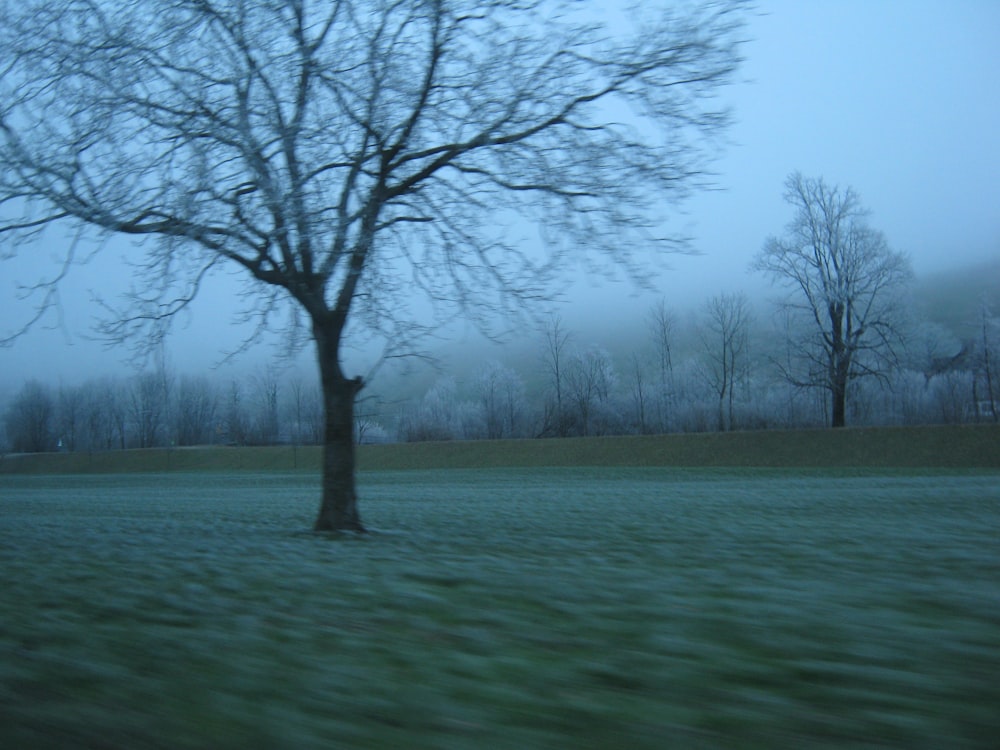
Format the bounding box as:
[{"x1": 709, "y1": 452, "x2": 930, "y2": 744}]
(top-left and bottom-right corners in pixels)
[
  {"x1": 830, "y1": 377, "x2": 847, "y2": 427},
  {"x1": 829, "y1": 338, "x2": 850, "y2": 428},
  {"x1": 312, "y1": 324, "x2": 365, "y2": 533},
  {"x1": 831, "y1": 379, "x2": 847, "y2": 428}
]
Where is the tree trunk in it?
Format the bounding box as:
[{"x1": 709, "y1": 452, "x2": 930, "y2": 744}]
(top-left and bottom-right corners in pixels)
[
  {"x1": 829, "y1": 336, "x2": 851, "y2": 428},
  {"x1": 312, "y1": 324, "x2": 365, "y2": 533},
  {"x1": 831, "y1": 379, "x2": 847, "y2": 428}
]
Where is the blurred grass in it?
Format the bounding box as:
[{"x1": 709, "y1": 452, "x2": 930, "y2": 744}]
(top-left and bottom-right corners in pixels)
[
  {"x1": 2, "y1": 423, "x2": 999, "y2": 474},
  {"x1": 1, "y1": 468, "x2": 998, "y2": 748}
]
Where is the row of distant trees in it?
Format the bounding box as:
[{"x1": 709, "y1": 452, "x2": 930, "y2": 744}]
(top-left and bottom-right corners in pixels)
[
  {"x1": 397, "y1": 298, "x2": 998, "y2": 442},
  {"x1": 0, "y1": 368, "x2": 330, "y2": 454},
  {"x1": 3, "y1": 288, "x2": 996, "y2": 454}
]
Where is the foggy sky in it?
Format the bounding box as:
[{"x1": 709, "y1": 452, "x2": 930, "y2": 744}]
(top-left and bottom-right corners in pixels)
[{"x1": 2, "y1": 0, "x2": 998, "y2": 392}]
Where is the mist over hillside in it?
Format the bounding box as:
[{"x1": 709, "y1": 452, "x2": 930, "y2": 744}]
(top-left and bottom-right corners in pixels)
[
  {"x1": 911, "y1": 257, "x2": 1000, "y2": 339},
  {"x1": 394, "y1": 257, "x2": 999, "y2": 399}
]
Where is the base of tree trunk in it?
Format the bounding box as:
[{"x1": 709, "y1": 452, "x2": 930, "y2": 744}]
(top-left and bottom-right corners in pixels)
[{"x1": 313, "y1": 515, "x2": 367, "y2": 533}]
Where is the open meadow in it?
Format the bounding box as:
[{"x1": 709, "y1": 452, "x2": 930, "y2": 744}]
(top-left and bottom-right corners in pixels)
[{"x1": 1, "y1": 464, "x2": 999, "y2": 748}]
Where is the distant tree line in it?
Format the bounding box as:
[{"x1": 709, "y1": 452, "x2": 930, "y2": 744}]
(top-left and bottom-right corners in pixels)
[
  {"x1": 1, "y1": 368, "x2": 334, "y2": 454},
  {"x1": 3, "y1": 291, "x2": 996, "y2": 455},
  {"x1": 395, "y1": 294, "x2": 998, "y2": 442}
]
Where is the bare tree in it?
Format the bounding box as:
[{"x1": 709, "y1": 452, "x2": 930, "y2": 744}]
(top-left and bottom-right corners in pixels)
[
  {"x1": 355, "y1": 392, "x2": 387, "y2": 445},
  {"x1": 0, "y1": 0, "x2": 747, "y2": 529},
  {"x1": 223, "y1": 379, "x2": 249, "y2": 446},
  {"x1": 628, "y1": 352, "x2": 650, "y2": 434},
  {"x1": 303, "y1": 384, "x2": 325, "y2": 446},
  {"x1": 286, "y1": 377, "x2": 308, "y2": 447},
  {"x1": 753, "y1": 173, "x2": 912, "y2": 428},
  {"x1": 647, "y1": 300, "x2": 676, "y2": 431},
  {"x1": 127, "y1": 370, "x2": 173, "y2": 448},
  {"x1": 700, "y1": 291, "x2": 751, "y2": 431},
  {"x1": 974, "y1": 296, "x2": 998, "y2": 422},
  {"x1": 472, "y1": 360, "x2": 525, "y2": 440},
  {"x1": 540, "y1": 315, "x2": 572, "y2": 437},
  {"x1": 106, "y1": 378, "x2": 130, "y2": 450},
  {"x1": 565, "y1": 345, "x2": 617, "y2": 436},
  {"x1": 77, "y1": 380, "x2": 114, "y2": 451},
  {"x1": 56, "y1": 384, "x2": 85, "y2": 451},
  {"x1": 3, "y1": 380, "x2": 54, "y2": 453},
  {"x1": 175, "y1": 375, "x2": 220, "y2": 446},
  {"x1": 249, "y1": 365, "x2": 281, "y2": 445}
]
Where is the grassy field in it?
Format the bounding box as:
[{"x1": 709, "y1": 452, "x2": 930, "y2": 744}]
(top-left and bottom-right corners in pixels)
[{"x1": 1, "y1": 467, "x2": 998, "y2": 748}]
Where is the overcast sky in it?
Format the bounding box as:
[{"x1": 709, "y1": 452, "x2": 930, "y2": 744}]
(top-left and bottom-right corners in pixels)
[{"x1": 2, "y1": 0, "x2": 998, "y2": 391}]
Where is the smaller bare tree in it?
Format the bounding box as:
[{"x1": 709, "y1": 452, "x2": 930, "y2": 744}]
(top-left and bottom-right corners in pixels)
[
  {"x1": 4, "y1": 381, "x2": 55, "y2": 453},
  {"x1": 223, "y1": 380, "x2": 249, "y2": 447},
  {"x1": 56, "y1": 384, "x2": 85, "y2": 451},
  {"x1": 972, "y1": 296, "x2": 999, "y2": 422},
  {"x1": 286, "y1": 378, "x2": 308, "y2": 448},
  {"x1": 700, "y1": 291, "x2": 752, "y2": 431},
  {"x1": 77, "y1": 380, "x2": 113, "y2": 451},
  {"x1": 4, "y1": 380, "x2": 56, "y2": 453},
  {"x1": 472, "y1": 361, "x2": 526, "y2": 440},
  {"x1": 628, "y1": 352, "x2": 650, "y2": 434},
  {"x1": 754, "y1": 173, "x2": 912, "y2": 428},
  {"x1": 127, "y1": 370, "x2": 172, "y2": 448},
  {"x1": 565, "y1": 346, "x2": 617, "y2": 436},
  {"x1": 249, "y1": 366, "x2": 281, "y2": 445},
  {"x1": 648, "y1": 300, "x2": 677, "y2": 431},
  {"x1": 175, "y1": 375, "x2": 220, "y2": 446},
  {"x1": 355, "y1": 392, "x2": 388, "y2": 445},
  {"x1": 539, "y1": 316, "x2": 572, "y2": 437}
]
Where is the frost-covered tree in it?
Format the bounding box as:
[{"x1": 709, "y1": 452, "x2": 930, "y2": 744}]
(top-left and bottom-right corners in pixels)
[
  {"x1": 647, "y1": 300, "x2": 677, "y2": 431},
  {"x1": 399, "y1": 377, "x2": 471, "y2": 442},
  {"x1": 754, "y1": 173, "x2": 912, "y2": 428},
  {"x1": 1, "y1": 0, "x2": 747, "y2": 529},
  {"x1": 700, "y1": 291, "x2": 751, "y2": 431},
  {"x1": 565, "y1": 345, "x2": 617, "y2": 436},
  {"x1": 472, "y1": 361, "x2": 525, "y2": 440},
  {"x1": 539, "y1": 315, "x2": 573, "y2": 438}
]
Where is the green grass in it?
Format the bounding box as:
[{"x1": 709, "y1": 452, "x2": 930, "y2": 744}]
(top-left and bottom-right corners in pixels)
[{"x1": 1, "y1": 468, "x2": 998, "y2": 748}]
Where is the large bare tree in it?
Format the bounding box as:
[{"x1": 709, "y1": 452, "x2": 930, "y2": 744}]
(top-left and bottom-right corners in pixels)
[
  {"x1": 754, "y1": 173, "x2": 912, "y2": 428},
  {"x1": 0, "y1": 0, "x2": 747, "y2": 530}
]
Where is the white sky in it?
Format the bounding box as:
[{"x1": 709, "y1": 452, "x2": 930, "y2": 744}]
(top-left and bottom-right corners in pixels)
[{"x1": 2, "y1": 0, "x2": 998, "y2": 390}]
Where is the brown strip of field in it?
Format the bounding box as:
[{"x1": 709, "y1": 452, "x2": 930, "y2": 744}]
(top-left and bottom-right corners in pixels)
[{"x1": 2, "y1": 424, "x2": 998, "y2": 474}]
